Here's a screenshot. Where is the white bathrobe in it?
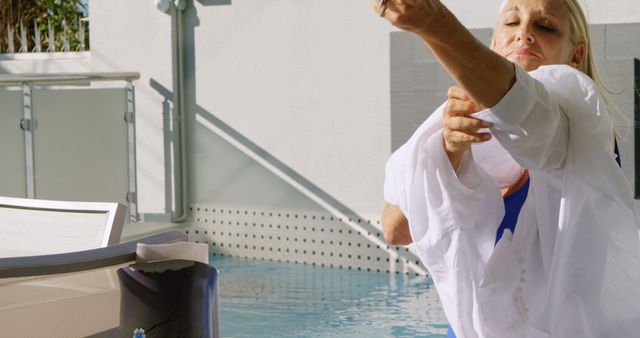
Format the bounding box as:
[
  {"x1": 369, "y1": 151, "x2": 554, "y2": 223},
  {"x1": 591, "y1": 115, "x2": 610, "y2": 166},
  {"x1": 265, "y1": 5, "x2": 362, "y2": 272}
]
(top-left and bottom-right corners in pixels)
[{"x1": 384, "y1": 64, "x2": 640, "y2": 337}]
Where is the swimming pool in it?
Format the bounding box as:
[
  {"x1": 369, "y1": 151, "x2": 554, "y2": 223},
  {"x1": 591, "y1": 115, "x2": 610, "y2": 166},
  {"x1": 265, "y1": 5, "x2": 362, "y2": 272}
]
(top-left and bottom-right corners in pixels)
[{"x1": 212, "y1": 255, "x2": 448, "y2": 338}]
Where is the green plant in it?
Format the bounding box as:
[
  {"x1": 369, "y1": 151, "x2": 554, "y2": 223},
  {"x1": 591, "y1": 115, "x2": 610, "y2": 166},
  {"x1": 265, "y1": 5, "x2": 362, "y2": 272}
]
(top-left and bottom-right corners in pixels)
[{"x1": 0, "y1": 0, "x2": 88, "y2": 52}]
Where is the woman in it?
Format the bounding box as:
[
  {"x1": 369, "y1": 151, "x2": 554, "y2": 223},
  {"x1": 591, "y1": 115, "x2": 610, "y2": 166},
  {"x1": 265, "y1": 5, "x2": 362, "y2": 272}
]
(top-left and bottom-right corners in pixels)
[{"x1": 373, "y1": 0, "x2": 640, "y2": 337}]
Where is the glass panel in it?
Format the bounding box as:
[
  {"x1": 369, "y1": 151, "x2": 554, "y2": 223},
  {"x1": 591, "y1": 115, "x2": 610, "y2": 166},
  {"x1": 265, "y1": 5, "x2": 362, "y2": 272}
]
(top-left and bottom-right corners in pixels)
[
  {"x1": 32, "y1": 87, "x2": 129, "y2": 206},
  {"x1": 0, "y1": 88, "x2": 27, "y2": 198},
  {"x1": 635, "y1": 58, "x2": 640, "y2": 198}
]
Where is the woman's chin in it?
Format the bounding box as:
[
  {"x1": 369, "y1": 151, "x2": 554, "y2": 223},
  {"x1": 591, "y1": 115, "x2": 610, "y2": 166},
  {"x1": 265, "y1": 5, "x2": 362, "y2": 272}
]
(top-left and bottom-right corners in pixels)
[{"x1": 511, "y1": 58, "x2": 543, "y2": 72}]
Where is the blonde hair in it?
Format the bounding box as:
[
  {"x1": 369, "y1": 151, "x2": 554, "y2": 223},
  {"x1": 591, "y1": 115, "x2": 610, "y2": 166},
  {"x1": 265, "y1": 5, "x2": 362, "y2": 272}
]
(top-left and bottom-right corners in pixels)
[
  {"x1": 562, "y1": 0, "x2": 627, "y2": 135},
  {"x1": 563, "y1": 0, "x2": 602, "y2": 93}
]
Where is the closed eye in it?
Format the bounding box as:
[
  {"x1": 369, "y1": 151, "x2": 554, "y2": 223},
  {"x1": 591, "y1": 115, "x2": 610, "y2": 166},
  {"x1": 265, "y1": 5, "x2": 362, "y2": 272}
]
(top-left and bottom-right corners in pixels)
[{"x1": 536, "y1": 24, "x2": 555, "y2": 32}]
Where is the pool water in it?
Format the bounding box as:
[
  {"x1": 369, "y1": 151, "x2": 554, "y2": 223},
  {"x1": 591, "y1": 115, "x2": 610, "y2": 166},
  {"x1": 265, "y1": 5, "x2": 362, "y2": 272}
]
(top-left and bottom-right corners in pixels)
[{"x1": 211, "y1": 255, "x2": 448, "y2": 338}]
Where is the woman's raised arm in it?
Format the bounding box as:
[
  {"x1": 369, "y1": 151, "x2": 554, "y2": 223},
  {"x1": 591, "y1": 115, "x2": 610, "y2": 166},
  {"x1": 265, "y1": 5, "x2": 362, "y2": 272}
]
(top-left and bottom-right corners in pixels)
[{"x1": 372, "y1": 0, "x2": 515, "y2": 109}]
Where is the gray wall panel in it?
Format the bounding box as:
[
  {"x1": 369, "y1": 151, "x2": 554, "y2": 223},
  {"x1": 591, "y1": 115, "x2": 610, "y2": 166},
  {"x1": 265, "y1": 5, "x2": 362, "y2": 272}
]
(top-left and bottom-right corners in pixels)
[
  {"x1": 590, "y1": 24, "x2": 607, "y2": 60},
  {"x1": 410, "y1": 33, "x2": 436, "y2": 63},
  {"x1": 0, "y1": 89, "x2": 27, "y2": 198},
  {"x1": 605, "y1": 23, "x2": 640, "y2": 58},
  {"x1": 597, "y1": 59, "x2": 636, "y2": 186},
  {"x1": 389, "y1": 92, "x2": 415, "y2": 152},
  {"x1": 470, "y1": 28, "x2": 494, "y2": 47},
  {"x1": 391, "y1": 24, "x2": 640, "y2": 195},
  {"x1": 390, "y1": 32, "x2": 415, "y2": 94}
]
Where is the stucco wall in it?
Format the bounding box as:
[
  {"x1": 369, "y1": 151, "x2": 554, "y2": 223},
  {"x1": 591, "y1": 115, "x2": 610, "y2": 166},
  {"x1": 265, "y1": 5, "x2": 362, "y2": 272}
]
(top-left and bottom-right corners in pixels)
[{"x1": 48, "y1": 1, "x2": 640, "y2": 218}]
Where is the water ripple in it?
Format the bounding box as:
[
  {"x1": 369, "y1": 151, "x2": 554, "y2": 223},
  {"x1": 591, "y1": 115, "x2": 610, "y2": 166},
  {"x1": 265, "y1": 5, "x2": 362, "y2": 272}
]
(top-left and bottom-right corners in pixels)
[{"x1": 212, "y1": 256, "x2": 448, "y2": 338}]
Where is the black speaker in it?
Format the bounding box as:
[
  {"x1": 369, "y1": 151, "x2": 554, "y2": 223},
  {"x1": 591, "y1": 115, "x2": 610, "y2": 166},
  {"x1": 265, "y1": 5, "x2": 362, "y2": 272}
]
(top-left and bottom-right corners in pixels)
[{"x1": 117, "y1": 259, "x2": 220, "y2": 338}]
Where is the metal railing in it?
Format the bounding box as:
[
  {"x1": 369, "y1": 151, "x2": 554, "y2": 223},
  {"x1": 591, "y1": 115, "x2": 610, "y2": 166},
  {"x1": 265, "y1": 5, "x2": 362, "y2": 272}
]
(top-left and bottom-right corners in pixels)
[{"x1": 0, "y1": 72, "x2": 140, "y2": 222}]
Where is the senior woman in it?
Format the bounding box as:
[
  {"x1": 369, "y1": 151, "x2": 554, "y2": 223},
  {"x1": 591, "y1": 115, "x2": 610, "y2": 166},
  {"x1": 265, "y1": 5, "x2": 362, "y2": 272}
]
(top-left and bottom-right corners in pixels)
[{"x1": 373, "y1": 0, "x2": 640, "y2": 337}]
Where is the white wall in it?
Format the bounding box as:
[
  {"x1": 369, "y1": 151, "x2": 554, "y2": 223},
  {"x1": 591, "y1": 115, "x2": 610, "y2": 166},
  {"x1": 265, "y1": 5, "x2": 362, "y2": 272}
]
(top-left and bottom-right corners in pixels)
[
  {"x1": 190, "y1": 1, "x2": 392, "y2": 216},
  {"x1": 0, "y1": 53, "x2": 91, "y2": 74},
  {"x1": 91, "y1": 0, "x2": 173, "y2": 214},
  {"x1": 89, "y1": 0, "x2": 639, "y2": 217}
]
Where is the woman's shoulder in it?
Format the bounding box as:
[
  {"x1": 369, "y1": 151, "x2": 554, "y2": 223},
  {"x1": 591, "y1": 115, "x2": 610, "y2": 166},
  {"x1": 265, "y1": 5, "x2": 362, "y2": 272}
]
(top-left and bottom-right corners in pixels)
[
  {"x1": 527, "y1": 65, "x2": 598, "y2": 97},
  {"x1": 530, "y1": 64, "x2": 586, "y2": 77},
  {"x1": 528, "y1": 64, "x2": 613, "y2": 142}
]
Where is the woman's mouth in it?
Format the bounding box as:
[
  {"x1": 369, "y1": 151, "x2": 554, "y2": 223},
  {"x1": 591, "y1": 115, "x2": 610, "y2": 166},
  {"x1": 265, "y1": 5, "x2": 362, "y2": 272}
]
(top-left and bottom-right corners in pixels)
[{"x1": 507, "y1": 48, "x2": 541, "y2": 59}]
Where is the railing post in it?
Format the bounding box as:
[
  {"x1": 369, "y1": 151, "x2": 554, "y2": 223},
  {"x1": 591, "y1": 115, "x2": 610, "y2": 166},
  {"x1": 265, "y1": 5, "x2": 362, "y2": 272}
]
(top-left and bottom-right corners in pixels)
[
  {"x1": 7, "y1": 24, "x2": 15, "y2": 53},
  {"x1": 33, "y1": 20, "x2": 42, "y2": 53},
  {"x1": 47, "y1": 19, "x2": 55, "y2": 53},
  {"x1": 125, "y1": 80, "x2": 139, "y2": 222},
  {"x1": 62, "y1": 20, "x2": 70, "y2": 52},
  {"x1": 19, "y1": 21, "x2": 28, "y2": 53},
  {"x1": 21, "y1": 83, "x2": 36, "y2": 198}
]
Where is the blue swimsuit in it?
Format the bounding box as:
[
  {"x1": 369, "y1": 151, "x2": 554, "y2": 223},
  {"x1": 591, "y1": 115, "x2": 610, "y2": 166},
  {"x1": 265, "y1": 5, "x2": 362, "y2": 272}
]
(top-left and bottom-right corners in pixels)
[
  {"x1": 445, "y1": 141, "x2": 620, "y2": 338},
  {"x1": 446, "y1": 177, "x2": 530, "y2": 338}
]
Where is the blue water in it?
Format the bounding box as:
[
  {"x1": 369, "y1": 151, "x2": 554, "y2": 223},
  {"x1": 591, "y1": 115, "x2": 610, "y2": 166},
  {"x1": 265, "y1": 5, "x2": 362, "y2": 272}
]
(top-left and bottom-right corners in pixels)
[{"x1": 211, "y1": 255, "x2": 448, "y2": 338}]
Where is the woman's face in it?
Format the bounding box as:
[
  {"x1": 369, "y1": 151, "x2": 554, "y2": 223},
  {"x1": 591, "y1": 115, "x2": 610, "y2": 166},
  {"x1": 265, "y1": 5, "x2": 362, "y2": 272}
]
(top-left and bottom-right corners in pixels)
[{"x1": 492, "y1": 0, "x2": 584, "y2": 72}]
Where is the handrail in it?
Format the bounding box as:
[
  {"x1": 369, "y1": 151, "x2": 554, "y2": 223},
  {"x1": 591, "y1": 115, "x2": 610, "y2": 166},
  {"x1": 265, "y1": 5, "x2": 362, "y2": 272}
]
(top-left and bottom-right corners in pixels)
[
  {"x1": 0, "y1": 72, "x2": 140, "y2": 85},
  {"x1": 0, "y1": 71, "x2": 141, "y2": 221},
  {"x1": 0, "y1": 230, "x2": 187, "y2": 278}
]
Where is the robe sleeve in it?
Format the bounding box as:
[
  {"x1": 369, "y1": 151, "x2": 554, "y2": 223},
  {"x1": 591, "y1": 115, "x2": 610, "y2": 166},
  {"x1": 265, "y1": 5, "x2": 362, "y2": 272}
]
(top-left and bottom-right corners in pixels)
[
  {"x1": 473, "y1": 64, "x2": 570, "y2": 172},
  {"x1": 383, "y1": 104, "x2": 507, "y2": 337}
]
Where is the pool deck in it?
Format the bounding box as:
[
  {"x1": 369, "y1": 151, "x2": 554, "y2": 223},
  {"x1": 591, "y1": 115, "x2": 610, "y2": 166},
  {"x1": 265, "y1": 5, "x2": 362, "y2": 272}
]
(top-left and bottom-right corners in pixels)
[{"x1": 120, "y1": 221, "x2": 189, "y2": 242}]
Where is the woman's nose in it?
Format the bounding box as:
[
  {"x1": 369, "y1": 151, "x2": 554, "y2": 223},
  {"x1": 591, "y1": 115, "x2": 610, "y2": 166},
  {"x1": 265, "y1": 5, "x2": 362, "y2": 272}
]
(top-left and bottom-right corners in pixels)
[{"x1": 516, "y1": 26, "x2": 535, "y2": 43}]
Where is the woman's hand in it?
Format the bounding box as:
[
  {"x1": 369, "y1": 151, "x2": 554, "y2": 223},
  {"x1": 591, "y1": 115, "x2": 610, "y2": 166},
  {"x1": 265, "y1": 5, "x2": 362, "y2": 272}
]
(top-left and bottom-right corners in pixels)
[
  {"x1": 443, "y1": 85, "x2": 492, "y2": 170},
  {"x1": 370, "y1": 0, "x2": 451, "y2": 37},
  {"x1": 371, "y1": 0, "x2": 515, "y2": 109}
]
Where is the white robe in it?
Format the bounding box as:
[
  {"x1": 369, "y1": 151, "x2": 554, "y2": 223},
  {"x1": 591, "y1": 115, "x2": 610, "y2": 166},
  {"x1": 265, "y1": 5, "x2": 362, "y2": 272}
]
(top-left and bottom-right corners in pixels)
[{"x1": 384, "y1": 64, "x2": 640, "y2": 337}]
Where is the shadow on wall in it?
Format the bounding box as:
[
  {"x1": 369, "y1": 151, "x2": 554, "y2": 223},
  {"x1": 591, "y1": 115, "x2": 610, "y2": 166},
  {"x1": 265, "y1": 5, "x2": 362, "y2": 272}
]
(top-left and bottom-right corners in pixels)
[
  {"x1": 149, "y1": 77, "x2": 384, "y2": 226},
  {"x1": 197, "y1": 0, "x2": 231, "y2": 5},
  {"x1": 148, "y1": 0, "x2": 380, "y2": 227}
]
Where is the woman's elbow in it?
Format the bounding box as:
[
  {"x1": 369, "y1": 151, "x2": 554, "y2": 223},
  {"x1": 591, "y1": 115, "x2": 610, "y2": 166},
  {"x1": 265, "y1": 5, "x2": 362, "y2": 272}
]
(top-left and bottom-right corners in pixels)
[
  {"x1": 383, "y1": 229, "x2": 412, "y2": 245},
  {"x1": 381, "y1": 204, "x2": 412, "y2": 245}
]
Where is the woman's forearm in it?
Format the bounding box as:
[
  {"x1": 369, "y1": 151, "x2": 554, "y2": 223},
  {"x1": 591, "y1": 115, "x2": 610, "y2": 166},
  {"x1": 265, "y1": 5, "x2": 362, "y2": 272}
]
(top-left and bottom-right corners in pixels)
[{"x1": 415, "y1": 5, "x2": 515, "y2": 109}]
